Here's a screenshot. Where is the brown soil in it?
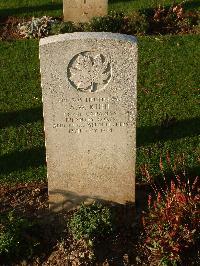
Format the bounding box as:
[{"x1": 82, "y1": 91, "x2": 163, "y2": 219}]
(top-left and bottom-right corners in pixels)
[
  {"x1": 0, "y1": 17, "x2": 25, "y2": 41},
  {"x1": 0, "y1": 182, "x2": 148, "y2": 266}
]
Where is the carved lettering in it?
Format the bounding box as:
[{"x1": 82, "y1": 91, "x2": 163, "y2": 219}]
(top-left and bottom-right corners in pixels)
[{"x1": 53, "y1": 96, "x2": 134, "y2": 133}]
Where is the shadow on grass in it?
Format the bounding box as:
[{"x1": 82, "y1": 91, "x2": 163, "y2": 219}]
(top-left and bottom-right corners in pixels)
[
  {"x1": 137, "y1": 117, "x2": 200, "y2": 147},
  {"x1": 1, "y1": 109, "x2": 199, "y2": 145},
  {"x1": 0, "y1": 114, "x2": 199, "y2": 175},
  {"x1": 0, "y1": 107, "x2": 43, "y2": 129},
  {"x1": 0, "y1": 146, "x2": 45, "y2": 174},
  {"x1": 0, "y1": 3, "x2": 62, "y2": 19}
]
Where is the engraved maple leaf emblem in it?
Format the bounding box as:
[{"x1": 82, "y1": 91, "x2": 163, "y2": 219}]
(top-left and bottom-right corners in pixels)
[{"x1": 68, "y1": 52, "x2": 111, "y2": 92}]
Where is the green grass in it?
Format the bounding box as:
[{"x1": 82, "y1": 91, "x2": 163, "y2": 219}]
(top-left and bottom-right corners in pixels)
[
  {"x1": 0, "y1": 0, "x2": 199, "y2": 18},
  {"x1": 137, "y1": 35, "x2": 200, "y2": 179},
  {"x1": 0, "y1": 40, "x2": 45, "y2": 183},
  {"x1": 0, "y1": 35, "x2": 199, "y2": 183},
  {"x1": 109, "y1": 0, "x2": 190, "y2": 13}
]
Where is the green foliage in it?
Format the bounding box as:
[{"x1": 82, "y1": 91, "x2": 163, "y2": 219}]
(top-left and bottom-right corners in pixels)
[
  {"x1": 125, "y1": 11, "x2": 149, "y2": 35},
  {"x1": 50, "y1": 21, "x2": 77, "y2": 35},
  {"x1": 86, "y1": 12, "x2": 125, "y2": 33},
  {"x1": 18, "y1": 11, "x2": 148, "y2": 37},
  {"x1": 69, "y1": 203, "x2": 113, "y2": 244},
  {"x1": 0, "y1": 212, "x2": 39, "y2": 259},
  {"x1": 142, "y1": 174, "x2": 200, "y2": 265},
  {"x1": 15, "y1": 5, "x2": 198, "y2": 39},
  {"x1": 86, "y1": 11, "x2": 148, "y2": 35}
]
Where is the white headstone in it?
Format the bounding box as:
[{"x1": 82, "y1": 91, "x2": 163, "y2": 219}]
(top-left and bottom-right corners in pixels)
[
  {"x1": 39, "y1": 32, "x2": 137, "y2": 211},
  {"x1": 63, "y1": 0, "x2": 108, "y2": 23}
]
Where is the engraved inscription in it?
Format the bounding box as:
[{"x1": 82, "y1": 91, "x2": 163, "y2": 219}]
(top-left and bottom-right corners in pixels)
[
  {"x1": 53, "y1": 96, "x2": 135, "y2": 134},
  {"x1": 67, "y1": 52, "x2": 112, "y2": 92}
]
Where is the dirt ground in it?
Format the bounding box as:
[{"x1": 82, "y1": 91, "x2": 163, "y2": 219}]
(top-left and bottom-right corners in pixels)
[
  {"x1": 0, "y1": 17, "x2": 25, "y2": 40},
  {"x1": 0, "y1": 182, "x2": 150, "y2": 266}
]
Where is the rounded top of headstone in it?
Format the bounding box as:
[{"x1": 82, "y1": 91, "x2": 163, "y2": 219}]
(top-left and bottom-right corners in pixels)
[{"x1": 39, "y1": 32, "x2": 137, "y2": 46}]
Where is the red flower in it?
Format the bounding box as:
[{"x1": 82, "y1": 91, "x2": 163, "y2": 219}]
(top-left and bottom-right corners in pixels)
[{"x1": 175, "y1": 192, "x2": 187, "y2": 204}]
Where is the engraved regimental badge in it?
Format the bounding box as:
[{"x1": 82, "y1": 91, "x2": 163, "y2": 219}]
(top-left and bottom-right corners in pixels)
[{"x1": 67, "y1": 51, "x2": 112, "y2": 92}]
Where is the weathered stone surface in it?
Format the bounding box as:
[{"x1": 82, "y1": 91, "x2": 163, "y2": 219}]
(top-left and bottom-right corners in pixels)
[
  {"x1": 39, "y1": 32, "x2": 137, "y2": 211},
  {"x1": 63, "y1": 0, "x2": 108, "y2": 23}
]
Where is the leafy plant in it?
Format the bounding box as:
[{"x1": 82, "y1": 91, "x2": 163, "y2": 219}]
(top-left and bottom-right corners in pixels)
[
  {"x1": 149, "y1": 2, "x2": 200, "y2": 34},
  {"x1": 50, "y1": 21, "x2": 77, "y2": 35},
  {"x1": 124, "y1": 11, "x2": 149, "y2": 35},
  {"x1": 0, "y1": 212, "x2": 39, "y2": 260},
  {"x1": 68, "y1": 202, "x2": 113, "y2": 245},
  {"x1": 16, "y1": 6, "x2": 199, "y2": 39},
  {"x1": 142, "y1": 163, "x2": 200, "y2": 266},
  {"x1": 86, "y1": 11, "x2": 125, "y2": 33},
  {"x1": 18, "y1": 16, "x2": 57, "y2": 38}
]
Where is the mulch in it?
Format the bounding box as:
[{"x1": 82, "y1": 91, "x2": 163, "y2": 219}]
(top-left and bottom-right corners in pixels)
[{"x1": 0, "y1": 17, "x2": 25, "y2": 41}]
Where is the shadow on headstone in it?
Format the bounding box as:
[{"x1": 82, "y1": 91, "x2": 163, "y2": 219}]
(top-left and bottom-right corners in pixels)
[{"x1": 49, "y1": 189, "x2": 135, "y2": 225}]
